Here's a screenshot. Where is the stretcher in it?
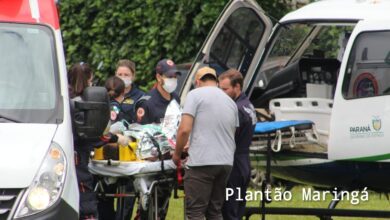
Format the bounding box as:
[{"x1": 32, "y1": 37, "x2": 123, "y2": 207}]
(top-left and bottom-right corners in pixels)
[
  {"x1": 248, "y1": 120, "x2": 315, "y2": 220},
  {"x1": 89, "y1": 159, "x2": 180, "y2": 220},
  {"x1": 89, "y1": 159, "x2": 177, "y2": 177},
  {"x1": 251, "y1": 120, "x2": 319, "y2": 153}
]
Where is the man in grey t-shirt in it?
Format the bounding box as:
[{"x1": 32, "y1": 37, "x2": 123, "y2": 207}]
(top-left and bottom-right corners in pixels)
[{"x1": 173, "y1": 66, "x2": 239, "y2": 220}]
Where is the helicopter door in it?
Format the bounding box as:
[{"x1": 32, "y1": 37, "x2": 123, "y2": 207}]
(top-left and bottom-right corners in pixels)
[
  {"x1": 180, "y1": 0, "x2": 272, "y2": 102},
  {"x1": 329, "y1": 20, "x2": 390, "y2": 161}
]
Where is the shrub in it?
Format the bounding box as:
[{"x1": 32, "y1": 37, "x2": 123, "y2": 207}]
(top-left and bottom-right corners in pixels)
[{"x1": 60, "y1": 0, "x2": 290, "y2": 89}]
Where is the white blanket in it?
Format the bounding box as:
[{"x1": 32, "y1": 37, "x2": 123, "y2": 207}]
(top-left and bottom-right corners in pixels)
[{"x1": 88, "y1": 159, "x2": 177, "y2": 177}]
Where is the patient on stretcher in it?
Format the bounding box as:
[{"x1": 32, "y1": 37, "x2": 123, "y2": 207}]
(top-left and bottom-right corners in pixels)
[{"x1": 93, "y1": 99, "x2": 181, "y2": 162}]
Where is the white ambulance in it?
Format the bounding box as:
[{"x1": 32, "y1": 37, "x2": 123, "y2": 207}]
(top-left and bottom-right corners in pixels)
[{"x1": 0, "y1": 1, "x2": 108, "y2": 219}]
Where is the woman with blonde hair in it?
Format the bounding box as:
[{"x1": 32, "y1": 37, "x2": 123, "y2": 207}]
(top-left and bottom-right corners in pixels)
[{"x1": 115, "y1": 59, "x2": 145, "y2": 123}]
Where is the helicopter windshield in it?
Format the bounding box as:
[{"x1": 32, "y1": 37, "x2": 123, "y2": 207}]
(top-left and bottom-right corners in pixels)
[{"x1": 257, "y1": 22, "x2": 355, "y2": 87}]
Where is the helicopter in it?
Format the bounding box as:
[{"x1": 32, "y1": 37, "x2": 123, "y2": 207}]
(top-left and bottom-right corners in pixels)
[{"x1": 179, "y1": 0, "x2": 390, "y2": 218}]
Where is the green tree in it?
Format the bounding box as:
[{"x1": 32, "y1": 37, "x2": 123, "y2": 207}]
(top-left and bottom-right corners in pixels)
[{"x1": 60, "y1": 0, "x2": 291, "y2": 89}]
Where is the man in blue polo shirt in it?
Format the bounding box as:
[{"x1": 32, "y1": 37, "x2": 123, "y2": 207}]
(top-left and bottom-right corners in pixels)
[
  {"x1": 219, "y1": 69, "x2": 257, "y2": 220},
  {"x1": 136, "y1": 58, "x2": 181, "y2": 124}
]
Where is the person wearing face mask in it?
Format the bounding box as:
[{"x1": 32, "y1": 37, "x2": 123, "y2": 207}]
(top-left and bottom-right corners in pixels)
[
  {"x1": 115, "y1": 59, "x2": 145, "y2": 123},
  {"x1": 97, "y1": 76, "x2": 137, "y2": 220},
  {"x1": 68, "y1": 62, "x2": 130, "y2": 220},
  {"x1": 136, "y1": 58, "x2": 181, "y2": 124},
  {"x1": 133, "y1": 59, "x2": 180, "y2": 219}
]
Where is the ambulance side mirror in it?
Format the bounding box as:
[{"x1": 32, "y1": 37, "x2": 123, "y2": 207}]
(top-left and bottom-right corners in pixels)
[{"x1": 72, "y1": 87, "x2": 110, "y2": 139}]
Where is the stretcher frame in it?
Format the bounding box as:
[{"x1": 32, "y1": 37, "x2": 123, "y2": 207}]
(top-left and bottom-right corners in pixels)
[
  {"x1": 89, "y1": 159, "x2": 179, "y2": 220},
  {"x1": 245, "y1": 120, "x2": 390, "y2": 220}
]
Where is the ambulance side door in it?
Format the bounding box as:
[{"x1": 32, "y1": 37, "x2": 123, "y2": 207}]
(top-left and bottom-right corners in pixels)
[{"x1": 180, "y1": 0, "x2": 272, "y2": 102}]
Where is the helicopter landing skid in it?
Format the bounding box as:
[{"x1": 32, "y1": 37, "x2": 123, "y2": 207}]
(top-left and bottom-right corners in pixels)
[{"x1": 245, "y1": 120, "x2": 390, "y2": 220}]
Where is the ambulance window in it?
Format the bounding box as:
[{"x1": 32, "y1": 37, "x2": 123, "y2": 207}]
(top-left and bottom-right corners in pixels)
[
  {"x1": 0, "y1": 24, "x2": 60, "y2": 123},
  {"x1": 342, "y1": 31, "x2": 390, "y2": 99},
  {"x1": 209, "y1": 7, "x2": 265, "y2": 77}
]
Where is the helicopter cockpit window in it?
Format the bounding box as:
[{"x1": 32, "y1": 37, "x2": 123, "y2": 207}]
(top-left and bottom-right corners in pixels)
[
  {"x1": 301, "y1": 26, "x2": 353, "y2": 60},
  {"x1": 342, "y1": 31, "x2": 390, "y2": 99},
  {"x1": 209, "y1": 7, "x2": 265, "y2": 77},
  {"x1": 257, "y1": 23, "x2": 312, "y2": 85},
  {"x1": 258, "y1": 24, "x2": 354, "y2": 86}
]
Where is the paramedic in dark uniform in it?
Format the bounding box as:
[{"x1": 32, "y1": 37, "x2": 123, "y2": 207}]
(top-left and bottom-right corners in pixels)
[
  {"x1": 136, "y1": 58, "x2": 181, "y2": 124},
  {"x1": 68, "y1": 62, "x2": 129, "y2": 220},
  {"x1": 114, "y1": 60, "x2": 145, "y2": 220},
  {"x1": 115, "y1": 59, "x2": 145, "y2": 123},
  {"x1": 219, "y1": 69, "x2": 257, "y2": 220},
  {"x1": 105, "y1": 76, "x2": 126, "y2": 123},
  {"x1": 98, "y1": 76, "x2": 133, "y2": 220},
  {"x1": 99, "y1": 61, "x2": 146, "y2": 220},
  {"x1": 135, "y1": 58, "x2": 180, "y2": 219}
]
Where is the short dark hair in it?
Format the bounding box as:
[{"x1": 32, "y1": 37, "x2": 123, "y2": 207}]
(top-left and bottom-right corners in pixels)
[
  {"x1": 105, "y1": 76, "x2": 125, "y2": 99},
  {"x1": 218, "y1": 68, "x2": 243, "y2": 89}
]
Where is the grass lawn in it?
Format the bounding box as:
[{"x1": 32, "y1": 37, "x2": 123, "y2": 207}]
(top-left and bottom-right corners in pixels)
[{"x1": 163, "y1": 185, "x2": 390, "y2": 220}]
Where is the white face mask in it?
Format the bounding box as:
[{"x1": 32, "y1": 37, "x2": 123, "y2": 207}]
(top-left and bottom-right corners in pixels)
[
  {"x1": 121, "y1": 77, "x2": 132, "y2": 87},
  {"x1": 162, "y1": 78, "x2": 177, "y2": 93}
]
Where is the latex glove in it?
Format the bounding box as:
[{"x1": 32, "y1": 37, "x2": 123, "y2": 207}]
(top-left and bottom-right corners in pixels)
[
  {"x1": 109, "y1": 121, "x2": 125, "y2": 134},
  {"x1": 116, "y1": 134, "x2": 130, "y2": 146}
]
